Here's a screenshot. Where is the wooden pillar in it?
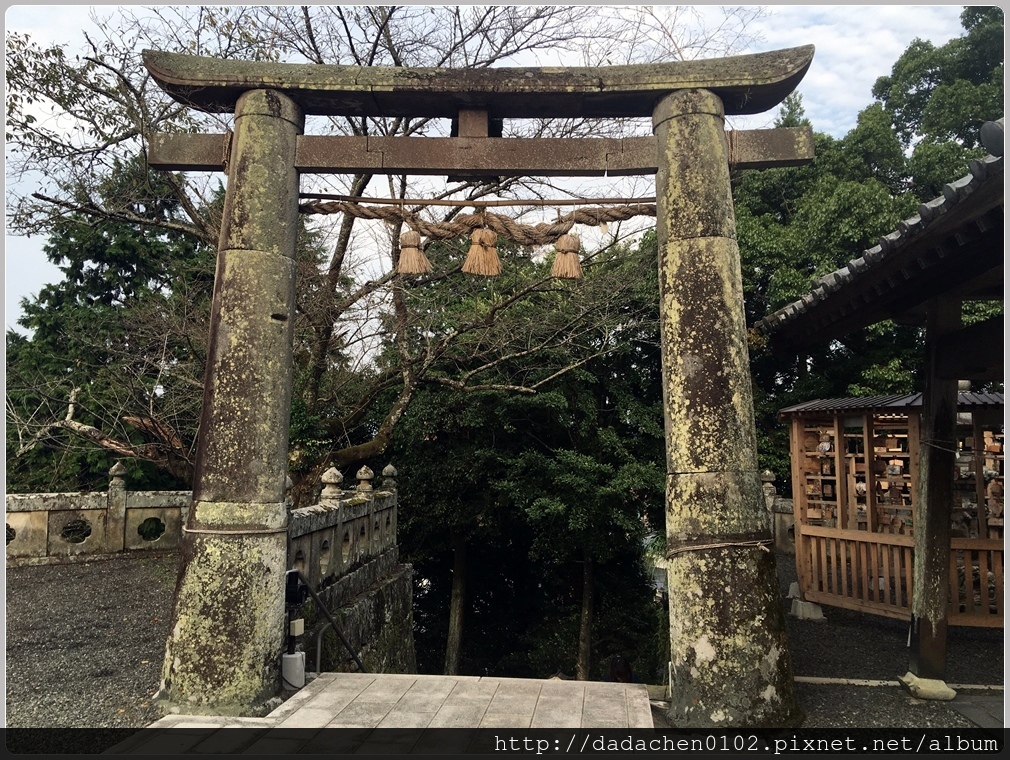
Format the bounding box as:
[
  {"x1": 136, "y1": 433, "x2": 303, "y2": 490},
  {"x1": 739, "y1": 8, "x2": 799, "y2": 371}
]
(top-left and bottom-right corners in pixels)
[
  {"x1": 653, "y1": 89, "x2": 800, "y2": 727},
  {"x1": 863, "y1": 414, "x2": 878, "y2": 533},
  {"x1": 908, "y1": 297, "x2": 960, "y2": 683},
  {"x1": 789, "y1": 418, "x2": 809, "y2": 587},
  {"x1": 972, "y1": 411, "x2": 986, "y2": 538},
  {"x1": 158, "y1": 89, "x2": 303, "y2": 715},
  {"x1": 833, "y1": 415, "x2": 847, "y2": 528}
]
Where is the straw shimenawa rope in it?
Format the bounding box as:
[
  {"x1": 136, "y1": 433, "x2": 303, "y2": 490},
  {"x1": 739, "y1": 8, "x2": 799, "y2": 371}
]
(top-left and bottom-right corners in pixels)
[
  {"x1": 551, "y1": 233, "x2": 583, "y2": 279},
  {"x1": 398, "y1": 229, "x2": 431, "y2": 275},
  {"x1": 665, "y1": 538, "x2": 773, "y2": 558},
  {"x1": 462, "y1": 227, "x2": 501, "y2": 276},
  {"x1": 299, "y1": 201, "x2": 657, "y2": 247}
]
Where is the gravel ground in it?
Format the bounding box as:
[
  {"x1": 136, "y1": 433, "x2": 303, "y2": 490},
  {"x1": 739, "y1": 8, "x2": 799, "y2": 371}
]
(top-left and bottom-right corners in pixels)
[
  {"x1": 5, "y1": 551, "x2": 1003, "y2": 734},
  {"x1": 773, "y1": 553, "x2": 1003, "y2": 729},
  {"x1": 5, "y1": 553, "x2": 178, "y2": 730}
]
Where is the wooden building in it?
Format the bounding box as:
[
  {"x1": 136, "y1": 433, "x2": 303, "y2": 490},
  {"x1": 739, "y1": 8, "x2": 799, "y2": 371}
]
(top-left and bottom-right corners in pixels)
[
  {"x1": 752, "y1": 118, "x2": 1003, "y2": 682},
  {"x1": 780, "y1": 392, "x2": 1003, "y2": 627}
]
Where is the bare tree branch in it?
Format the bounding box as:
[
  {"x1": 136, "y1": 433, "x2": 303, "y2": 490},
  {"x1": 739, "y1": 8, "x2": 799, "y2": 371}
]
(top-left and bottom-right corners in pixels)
[{"x1": 7, "y1": 5, "x2": 732, "y2": 496}]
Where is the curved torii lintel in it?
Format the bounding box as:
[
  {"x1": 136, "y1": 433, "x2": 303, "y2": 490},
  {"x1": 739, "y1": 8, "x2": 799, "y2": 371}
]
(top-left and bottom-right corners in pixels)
[{"x1": 143, "y1": 45, "x2": 814, "y2": 119}]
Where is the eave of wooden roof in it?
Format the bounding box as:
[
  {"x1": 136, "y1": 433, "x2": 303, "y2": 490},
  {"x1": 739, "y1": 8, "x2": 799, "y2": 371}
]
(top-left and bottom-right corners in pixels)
[
  {"x1": 778, "y1": 391, "x2": 1004, "y2": 418},
  {"x1": 753, "y1": 153, "x2": 1004, "y2": 351}
]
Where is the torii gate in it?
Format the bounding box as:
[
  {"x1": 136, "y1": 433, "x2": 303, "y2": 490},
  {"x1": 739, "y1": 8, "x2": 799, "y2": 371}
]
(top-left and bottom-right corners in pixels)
[{"x1": 144, "y1": 46, "x2": 815, "y2": 727}]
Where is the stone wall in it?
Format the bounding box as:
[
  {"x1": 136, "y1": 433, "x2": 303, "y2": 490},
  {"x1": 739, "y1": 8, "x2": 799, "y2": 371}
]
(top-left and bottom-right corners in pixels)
[
  {"x1": 762, "y1": 469, "x2": 796, "y2": 555},
  {"x1": 771, "y1": 497, "x2": 796, "y2": 555},
  {"x1": 289, "y1": 465, "x2": 416, "y2": 674}
]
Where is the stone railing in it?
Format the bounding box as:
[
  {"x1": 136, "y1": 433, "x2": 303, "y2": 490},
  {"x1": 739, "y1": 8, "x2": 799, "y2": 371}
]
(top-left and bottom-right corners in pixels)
[
  {"x1": 5, "y1": 463, "x2": 189, "y2": 565},
  {"x1": 287, "y1": 464, "x2": 415, "y2": 674},
  {"x1": 288, "y1": 464, "x2": 399, "y2": 599},
  {"x1": 6, "y1": 461, "x2": 415, "y2": 672},
  {"x1": 5, "y1": 462, "x2": 401, "y2": 571}
]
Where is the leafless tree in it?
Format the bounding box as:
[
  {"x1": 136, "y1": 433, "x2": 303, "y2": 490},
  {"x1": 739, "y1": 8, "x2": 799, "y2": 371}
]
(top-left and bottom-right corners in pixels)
[{"x1": 6, "y1": 5, "x2": 767, "y2": 501}]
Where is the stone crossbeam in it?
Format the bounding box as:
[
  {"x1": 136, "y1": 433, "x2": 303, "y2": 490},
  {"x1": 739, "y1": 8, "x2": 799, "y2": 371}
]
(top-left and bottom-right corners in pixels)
[
  {"x1": 143, "y1": 46, "x2": 814, "y2": 118},
  {"x1": 148, "y1": 128, "x2": 813, "y2": 176}
]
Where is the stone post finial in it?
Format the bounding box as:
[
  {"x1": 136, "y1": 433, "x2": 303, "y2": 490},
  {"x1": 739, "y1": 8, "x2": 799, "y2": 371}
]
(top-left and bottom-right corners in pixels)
[
  {"x1": 321, "y1": 467, "x2": 343, "y2": 501},
  {"x1": 107, "y1": 461, "x2": 128, "y2": 553},
  {"x1": 109, "y1": 461, "x2": 128, "y2": 487},
  {"x1": 761, "y1": 469, "x2": 777, "y2": 511},
  {"x1": 381, "y1": 463, "x2": 398, "y2": 491},
  {"x1": 356, "y1": 465, "x2": 374, "y2": 492}
]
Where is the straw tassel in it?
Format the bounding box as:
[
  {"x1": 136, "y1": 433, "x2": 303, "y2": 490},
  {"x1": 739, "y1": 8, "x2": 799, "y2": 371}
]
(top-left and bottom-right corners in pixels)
[
  {"x1": 551, "y1": 233, "x2": 583, "y2": 279},
  {"x1": 397, "y1": 229, "x2": 431, "y2": 274},
  {"x1": 462, "y1": 227, "x2": 501, "y2": 276}
]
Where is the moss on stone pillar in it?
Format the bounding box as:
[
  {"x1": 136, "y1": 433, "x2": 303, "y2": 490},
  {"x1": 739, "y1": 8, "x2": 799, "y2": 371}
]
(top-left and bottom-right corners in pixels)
[
  {"x1": 158, "y1": 89, "x2": 303, "y2": 715},
  {"x1": 654, "y1": 89, "x2": 800, "y2": 727}
]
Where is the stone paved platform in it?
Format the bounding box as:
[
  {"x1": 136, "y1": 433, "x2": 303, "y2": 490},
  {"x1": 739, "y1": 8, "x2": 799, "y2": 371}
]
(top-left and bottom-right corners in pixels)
[
  {"x1": 107, "y1": 673, "x2": 653, "y2": 753},
  {"x1": 947, "y1": 692, "x2": 1004, "y2": 730}
]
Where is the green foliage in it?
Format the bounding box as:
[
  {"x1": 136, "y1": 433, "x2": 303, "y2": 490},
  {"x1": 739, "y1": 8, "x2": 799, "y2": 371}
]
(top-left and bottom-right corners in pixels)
[
  {"x1": 846, "y1": 358, "x2": 918, "y2": 398},
  {"x1": 793, "y1": 177, "x2": 910, "y2": 270},
  {"x1": 6, "y1": 159, "x2": 214, "y2": 491},
  {"x1": 906, "y1": 140, "x2": 981, "y2": 199},
  {"x1": 736, "y1": 12, "x2": 1004, "y2": 490},
  {"x1": 872, "y1": 7, "x2": 1004, "y2": 149},
  {"x1": 774, "y1": 92, "x2": 810, "y2": 128},
  {"x1": 392, "y1": 234, "x2": 667, "y2": 678},
  {"x1": 5, "y1": 33, "x2": 73, "y2": 143},
  {"x1": 962, "y1": 299, "x2": 1004, "y2": 327},
  {"x1": 870, "y1": 6, "x2": 1002, "y2": 203},
  {"x1": 667, "y1": 69, "x2": 966, "y2": 487},
  {"x1": 494, "y1": 547, "x2": 668, "y2": 682}
]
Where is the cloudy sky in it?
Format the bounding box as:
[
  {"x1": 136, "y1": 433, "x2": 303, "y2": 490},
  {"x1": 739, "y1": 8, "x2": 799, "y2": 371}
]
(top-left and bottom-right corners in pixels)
[{"x1": 4, "y1": 4, "x2": 969, "y2": 332}]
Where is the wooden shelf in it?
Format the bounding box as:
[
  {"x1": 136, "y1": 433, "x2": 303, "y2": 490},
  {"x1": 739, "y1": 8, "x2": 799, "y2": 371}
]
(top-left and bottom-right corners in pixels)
[{"x1": 786, "y1": 407, "x2": 1003, "y2": 627}]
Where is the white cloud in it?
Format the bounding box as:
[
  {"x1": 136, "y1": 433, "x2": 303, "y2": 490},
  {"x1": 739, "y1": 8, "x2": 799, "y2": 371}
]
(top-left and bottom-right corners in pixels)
[{"x1": 750, "y1": 5, "x2": 964, "y2": 136}]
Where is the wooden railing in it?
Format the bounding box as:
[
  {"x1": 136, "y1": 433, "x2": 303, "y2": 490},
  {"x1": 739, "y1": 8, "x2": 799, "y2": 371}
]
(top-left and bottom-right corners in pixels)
[
  {"x1": 796, "y1": 525, "x2": 1003, "y2": 627},
  {"x1": 949, "y1": 538, "x2": 1003, "y2": 627}
]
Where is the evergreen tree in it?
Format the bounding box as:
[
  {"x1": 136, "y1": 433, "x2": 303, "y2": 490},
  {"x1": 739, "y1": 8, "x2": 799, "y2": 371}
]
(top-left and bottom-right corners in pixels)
[
  {"x1": 6, "y1": 161, "x2": 214, "y2": 490},
  {"x1": 391, "y1": 235, "x2": 667, "y2": 681},
  {"x1": 737, "y1": 8, "x2": 1004, "y2": 488}
]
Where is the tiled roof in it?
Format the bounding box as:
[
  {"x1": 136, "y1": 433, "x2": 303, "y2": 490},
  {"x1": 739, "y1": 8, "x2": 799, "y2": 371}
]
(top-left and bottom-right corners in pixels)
[
  {"x1": 753, "y1": 152, "x2": 1004, "y2": 340},
  {"x1": 779, "y1": 391, "x2": 1004, "y2": 416}
]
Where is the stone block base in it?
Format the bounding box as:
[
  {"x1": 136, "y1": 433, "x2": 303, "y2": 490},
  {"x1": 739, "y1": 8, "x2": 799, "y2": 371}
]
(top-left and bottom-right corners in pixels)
[
  {"x1": 898, "y1": 671, "x2": 957, "y2": 701},
  {"x1": 310, "y1": 563, "x2": 416, "y2": 675},
  {"x1": 790, "y1": 599, "x2": 825, "y2": 621}
]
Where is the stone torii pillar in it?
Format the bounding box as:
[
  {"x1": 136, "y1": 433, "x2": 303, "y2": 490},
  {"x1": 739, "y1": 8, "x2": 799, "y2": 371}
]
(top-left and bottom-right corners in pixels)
[
  {"x1": 654, "y1": 89, "x2": 800, "y2": 727},
  {"x1": 157, "y1": 89, "x2": 303, "y2": 714}
]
